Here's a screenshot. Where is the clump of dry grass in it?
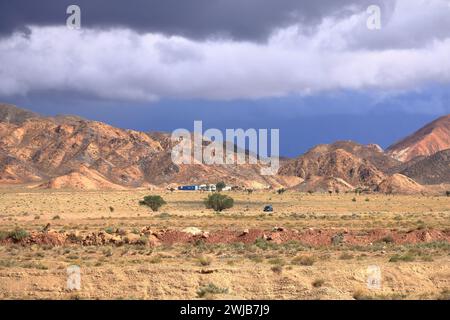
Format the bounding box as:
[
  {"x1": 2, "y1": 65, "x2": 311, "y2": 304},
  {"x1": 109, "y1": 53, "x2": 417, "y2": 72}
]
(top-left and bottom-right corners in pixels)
[
  {"x1": 291, "y1": 255, "x2": 315, "y2": 266},
  {"x1": 197, "y1": 255, "x2": 213, "y2": 266}
]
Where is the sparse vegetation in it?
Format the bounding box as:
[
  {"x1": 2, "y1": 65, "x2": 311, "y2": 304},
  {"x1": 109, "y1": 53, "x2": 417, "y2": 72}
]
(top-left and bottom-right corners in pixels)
[
  {"x1": 197, "y1": 283, "x2": 229, "y2": 298},
  {"x1": 271, "y1": 265, "x2": 283, "y2": 274},
  {"x1": 9, "y1": 228, "x2": 29, "y2": 242},
  {"x1": 291, "y1": 255, "x2": 315, "y2": 266},
  {"x1": 339, "y1": 252, "x2": 354, "y2": 260},
  {"x1": 204, "y1": 193, "x2": 234, "y2": 212},
  {"x1": 380, "y1": 235, "x2": 394, "y2": 244},
  {"x1": 139, "y1": 195, "x2": 167, "y2": 212},
  {"x1": 0, "y1": 190, "x2": 448, "y2": 300},
  {"x1": 389, "y1": 253, "x2": 415, "y2": 262},
  {"x1": 197, "y1": 255, "x2": 213, "y2": 266}
]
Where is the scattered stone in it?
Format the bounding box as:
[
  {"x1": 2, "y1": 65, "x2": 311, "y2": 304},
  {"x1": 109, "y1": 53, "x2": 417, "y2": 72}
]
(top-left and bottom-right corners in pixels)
[
  {"x1": 182, "y1": 227, "x2": 203, "y2": 236},
  {"x1": 240, "y1": 229, "x2": 249, "y2": 236}
]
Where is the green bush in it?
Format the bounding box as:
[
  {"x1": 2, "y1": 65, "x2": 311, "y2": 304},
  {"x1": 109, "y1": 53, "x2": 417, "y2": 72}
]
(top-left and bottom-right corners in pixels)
[
  {"x1": 216, "y1": 181, "x2": 226, "y2": 192},
  {"x1": 104, "y1": 227, "x2": 115, "y2": 234},
  {"x1": 197, "y1": 283, "x2": 229, "y2": 298},
  {"x1": 139, "y1": 195, "x2": 167, "y2": 212},
  {"x1": 9, "y1": 228, "x2": 29, "y2": 241},
  {"x1": 204, "y1": 193, "x2": 234, "y2": 212}
]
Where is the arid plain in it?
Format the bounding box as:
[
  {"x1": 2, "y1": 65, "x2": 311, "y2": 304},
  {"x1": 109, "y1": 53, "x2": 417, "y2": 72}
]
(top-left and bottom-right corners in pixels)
[{"x1": 0, "y1": 188, "x2": 448, "y2": 300}]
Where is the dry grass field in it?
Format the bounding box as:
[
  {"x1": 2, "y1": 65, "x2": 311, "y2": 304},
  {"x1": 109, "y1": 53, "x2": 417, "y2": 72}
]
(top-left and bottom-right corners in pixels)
[{"x1": 0, "y1": 188, "x2": 449, "y2": 300}]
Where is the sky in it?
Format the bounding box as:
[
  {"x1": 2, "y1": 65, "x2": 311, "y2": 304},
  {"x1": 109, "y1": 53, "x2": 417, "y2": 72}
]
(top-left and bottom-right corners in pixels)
[{"x1": 0, "y1": 0, "x2": 449, "y2": 156}]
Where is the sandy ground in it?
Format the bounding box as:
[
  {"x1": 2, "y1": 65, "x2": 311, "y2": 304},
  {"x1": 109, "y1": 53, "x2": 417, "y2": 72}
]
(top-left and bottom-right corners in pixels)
[{"x1": 0, "y1": 189, "x2": 449, "y2": 300}]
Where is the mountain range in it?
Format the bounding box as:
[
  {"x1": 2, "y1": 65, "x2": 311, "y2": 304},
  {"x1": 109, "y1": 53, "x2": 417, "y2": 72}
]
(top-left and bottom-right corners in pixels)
[{"x1": 0, "y1": 103, "x2": 449, "y2": 194}]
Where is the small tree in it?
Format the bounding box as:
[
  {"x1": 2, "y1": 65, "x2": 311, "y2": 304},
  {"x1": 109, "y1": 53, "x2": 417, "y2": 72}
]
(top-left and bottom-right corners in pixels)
[
  {"x1": 139, "y1": 195, "x2": 167, "y2": 212},
  {"x1": 204, "y1": 193, "x2": 234, "y2": 212},
  {"x1": 216, "y1": 181, "x2": 226, "y2": 192}
]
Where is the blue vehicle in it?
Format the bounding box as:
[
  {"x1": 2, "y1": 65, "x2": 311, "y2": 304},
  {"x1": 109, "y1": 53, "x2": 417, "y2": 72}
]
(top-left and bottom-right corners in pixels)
[{"x1": 178, "y1": 185, "x2": 198, "y2": 191}]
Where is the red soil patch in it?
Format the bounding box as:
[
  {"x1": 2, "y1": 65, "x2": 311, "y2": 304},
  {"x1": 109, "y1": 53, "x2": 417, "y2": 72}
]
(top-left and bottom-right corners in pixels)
[{"x1": 1, "y1": 228, "x2": 448, "y2": 247}]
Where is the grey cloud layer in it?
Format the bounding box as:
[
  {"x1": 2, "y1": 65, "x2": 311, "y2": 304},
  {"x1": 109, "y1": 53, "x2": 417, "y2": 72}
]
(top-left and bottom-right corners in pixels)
[
  {"x1": 1, "y1": 0, "x2": 378, "y2": 40},
  {"x1": 1, "y1": 0, "x2": 450, "y2": 102}
]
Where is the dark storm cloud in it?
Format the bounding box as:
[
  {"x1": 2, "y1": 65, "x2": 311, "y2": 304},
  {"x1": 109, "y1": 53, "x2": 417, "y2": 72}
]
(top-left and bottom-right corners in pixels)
[{"x1": 0, "y1": 0, "x2": 378, "y2": 40}]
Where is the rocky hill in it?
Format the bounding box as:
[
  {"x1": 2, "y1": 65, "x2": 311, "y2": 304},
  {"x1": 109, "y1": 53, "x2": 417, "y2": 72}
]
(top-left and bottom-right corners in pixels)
[
  {"x1": 398, "y1": 149, "x2": 450, "y2": 185},
  {"x1": 0, "y1": 104, "x2": 298, "y2": 190},
  {"x1": 387, "y1": 115, "x2": 450, "y2": 162},
  {"x1": 278, "y1": 141, "x2": 400, "y2": 192},
  {"x1": 0, "y1": 104, "x2": 448, "y2": 193}
]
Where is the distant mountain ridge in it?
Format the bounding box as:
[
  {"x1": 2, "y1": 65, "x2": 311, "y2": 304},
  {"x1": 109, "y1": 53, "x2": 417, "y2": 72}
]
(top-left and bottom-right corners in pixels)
[
  {"x1": 0, "y1": 103, "x2": 449, "y2": 193},
  {"x1": 0, "y1": 104, "x2": 297, "y2": 190},
  {"x1": 387, "y1": 115, "x2": 450, "y2": 162}
]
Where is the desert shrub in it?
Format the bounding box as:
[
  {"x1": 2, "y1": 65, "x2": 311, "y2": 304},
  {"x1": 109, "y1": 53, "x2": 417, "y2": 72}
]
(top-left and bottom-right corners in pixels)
[
  {"x1": 254, "y1": 238, "x2": 271, "y2": 250},
  {"x1": 331, "y1": 233, "x2": 345, "y2": 246},
  {"x1": 9, "y1": 228, "x2": 29, "y2": 241},
  {"x1": 52, "y1": 215, "x2": 61, "y2": 220},
  {"x1": 277, "y1": 188, "x2": 286, "y2": 195},
  {"x1": 380, "y1": 235, "x2": 394, "y2": 243},
  {"x1": 204, "y1": 193, "x2": 234, "y2": 212},
  {"x1": 216, "y1": 181, "x2": 226, "y2": 192},
  {"x1": 109, "y1": 206, "x2": 114, "y2": 213},
  {"x1": 137, "y1": 235, "x2": 149, "y2": 246},
  {"x1": 446, "y1": 191, "x2": 450, "y2": 197},
  {"x1": 139, "y1": 195, "x2": 167, "y2": 212},
  {"x1": 268, "y1": 258, "x2": 285, "y2": 266},
  {"x1": 197, "y1": 283, "x2": 229, "y2": 298},
  {"x1": 339, "y1": 252, "x2": 354, "y2": 260},
  {"x1": 149, "y1": 255, "x2": 163, "y2": 264},
  {"x1": 291, "y1": 255, "x2": 315, "y2": 266},
  {"x1": 197, "y1": 255, "x2": 213, "y2": 266},
  {"x1": 312, "y1": 279, "x2": 325, "y2": 288},
  {"x1": 271, "y1": 265, "x2": 283, "y2": 274},
  {"x1": 352, "y1": 197, "x2": 357, "y2": 202},
  {"x1": 104, "y1": 227, "x2": 115, "y2": 234},
  {"x1": 0, "y1": 231, "x2": 9, "y2": 241},
  {"x1": 389, "y1": 253, "x2": 415, "y2": 262},
  {"x1": 246, "y1": 254, "x2": 264, "y2": 263},
  {"x1": 157, "y1": 212, "x2": 171, "y2": 219}
]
